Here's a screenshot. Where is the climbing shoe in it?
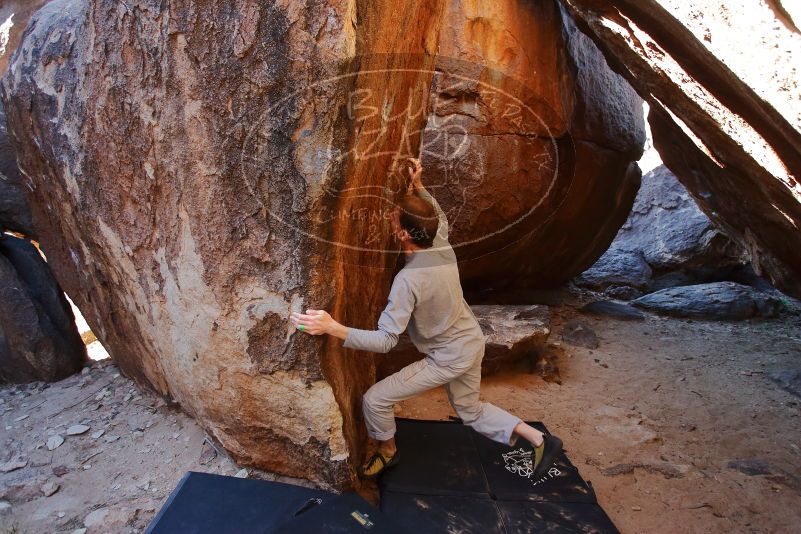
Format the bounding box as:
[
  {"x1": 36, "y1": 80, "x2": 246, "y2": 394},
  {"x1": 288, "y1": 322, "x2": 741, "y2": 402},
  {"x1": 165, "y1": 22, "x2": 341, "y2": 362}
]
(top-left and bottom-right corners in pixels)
[
  {"x1": 532, "y1": 434, "x2": 563, "y2": 479},
  {"x1": 358, "y1": 450, "x2": 400, "y2": 479}
]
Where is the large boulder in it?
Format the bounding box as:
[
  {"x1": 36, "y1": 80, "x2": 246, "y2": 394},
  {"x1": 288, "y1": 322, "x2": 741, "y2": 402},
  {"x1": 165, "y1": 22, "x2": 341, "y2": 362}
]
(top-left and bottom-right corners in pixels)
[
  {"x1": 632, "y1": 282, "x2": 783, "y2": 320},
  {"x1": 0, "y1": 0, "x2": 641, "y2": 487},
  {"x1": 561, "y1": 0, "x2": 801, "y2": 299},
  {"x1": 377, "y1": 305, "x2": 551, "y2": 378},
  {"x1": 0, "y1": 234, "x2": 86, "y2": 383},
  {"x1": 0, "y1": 0, "x2": 85, "y2": 386},
  {"x1": 575, "y1": 248, "x2": 652, "y2": 293},
  {"x1": 575, "y1": 164, "x2": 744, "y2": 295},
  {"x1": 422, "y1": 1, "x2": 645, "y2": 290},
  {"x1": 609, "y1": 165, "x2": 742, "y2": 272},
  {"x1": 0, "y1": 0, "x2": 458, "y2": 489}
]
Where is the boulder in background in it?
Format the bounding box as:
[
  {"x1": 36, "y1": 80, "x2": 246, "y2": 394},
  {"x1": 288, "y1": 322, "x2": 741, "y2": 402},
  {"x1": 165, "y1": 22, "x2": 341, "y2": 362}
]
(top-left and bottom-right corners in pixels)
[
  {"x1": 575, "y1": 164, "x2": 745, "y2": 297},
  {"x1": 632, "y1": 282, "x2": 784, "y2": 320},
  {"x1": 0, "y1": 234, "x2": 86, "y2": 383},
  {"x1": 561, "y1": 0, "x2": 801, "y2": 299},
  {"x1": 378, "y1": 305, "x2": 551, "y2": 378}
]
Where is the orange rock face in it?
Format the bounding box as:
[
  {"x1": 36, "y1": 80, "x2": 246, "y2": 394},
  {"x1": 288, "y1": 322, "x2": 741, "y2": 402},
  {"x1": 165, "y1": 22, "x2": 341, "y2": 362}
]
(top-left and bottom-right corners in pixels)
[
  {"x1": 1, "y1": 0, "x2": 643, "y2": 487},
  {"x1": 420, "y1": 0, "x2": 645, "y2": 289}
]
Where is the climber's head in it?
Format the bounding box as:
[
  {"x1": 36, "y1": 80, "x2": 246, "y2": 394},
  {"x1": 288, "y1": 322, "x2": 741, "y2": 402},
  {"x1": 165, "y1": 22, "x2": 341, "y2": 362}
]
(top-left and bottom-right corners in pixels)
[{"x1": 391, "y1": 194, "x2": 438, "y2": 249}]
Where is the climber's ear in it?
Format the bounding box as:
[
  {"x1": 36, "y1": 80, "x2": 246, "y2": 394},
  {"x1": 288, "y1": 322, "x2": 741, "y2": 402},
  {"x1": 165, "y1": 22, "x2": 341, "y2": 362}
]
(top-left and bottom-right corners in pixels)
[{"x1": 396, "y1": 228, "x2": 411, "y2": 243}]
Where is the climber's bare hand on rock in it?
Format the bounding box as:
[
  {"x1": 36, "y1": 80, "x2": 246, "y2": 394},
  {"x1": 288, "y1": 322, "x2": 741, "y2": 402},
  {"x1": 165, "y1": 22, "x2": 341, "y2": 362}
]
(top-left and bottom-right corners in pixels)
[
  {"x1": 290, "y1": 310, "x2": 329, "y2": 335},
  {"x1": 290, "y1": 309, "x2": 348, "y2": 339}
]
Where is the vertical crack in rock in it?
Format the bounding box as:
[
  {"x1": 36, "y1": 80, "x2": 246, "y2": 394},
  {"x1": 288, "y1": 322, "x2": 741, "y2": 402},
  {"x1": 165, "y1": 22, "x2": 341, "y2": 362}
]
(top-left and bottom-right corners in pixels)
[{"x1": 312, "y1": 0, "x2": 449, "y2": 484}]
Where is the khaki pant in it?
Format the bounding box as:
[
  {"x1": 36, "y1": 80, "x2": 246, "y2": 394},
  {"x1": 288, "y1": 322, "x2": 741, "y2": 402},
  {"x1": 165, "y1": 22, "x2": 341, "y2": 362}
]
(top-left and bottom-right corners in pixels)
[{"x1": 362, "y1": 347, "x2": 522, "y2": 446}]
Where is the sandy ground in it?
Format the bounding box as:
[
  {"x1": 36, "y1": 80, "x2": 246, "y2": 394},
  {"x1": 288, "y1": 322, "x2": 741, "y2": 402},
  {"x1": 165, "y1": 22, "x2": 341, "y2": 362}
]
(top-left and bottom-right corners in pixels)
[{"x1": 2, "y1": 294, "x2": 801, "y2": 533}]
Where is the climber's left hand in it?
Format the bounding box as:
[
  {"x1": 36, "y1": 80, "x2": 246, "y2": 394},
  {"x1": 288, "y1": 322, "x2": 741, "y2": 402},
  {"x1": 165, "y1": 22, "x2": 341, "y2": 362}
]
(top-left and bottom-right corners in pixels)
[{"x1": 290, "y1": 309, "x2": 345, "y2": 337}]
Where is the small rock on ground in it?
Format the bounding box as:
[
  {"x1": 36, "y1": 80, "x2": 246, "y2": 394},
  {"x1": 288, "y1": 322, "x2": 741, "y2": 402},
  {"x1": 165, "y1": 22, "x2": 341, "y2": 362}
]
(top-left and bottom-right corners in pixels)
[
  {"x1": 47, "y1": 435, "x2": 65, "y2": 450},
  {"x1": 52, "y1": 465, "x2": 69, "y2": 477},
  {"x1": 0, "y1": 455, "x2": 28, "y2": 473},
  {"x1": 67, "y1": 424, "x2": 91, "y2": 436},
  {"x1": 727, "y1": 458, "x2": 773, "y2": 476},
  {"x1": 768, "y1": 369, "x2": 801, "y2": 399},
  {"x1": 199, "y1": 441, "x2": 217, "y2": 465},
  {"x1": 561, "y1": 320, "x2": 600, "y2": 349},
  {"x1": 602, "y1": 461, "x2": 689, "y2": 479},
  {"x1": 41, "y1": 481, "x2": 59, "y2": 497},
  {"x1": 84, "y1": 506, "x2": 137, "y2": 532}
]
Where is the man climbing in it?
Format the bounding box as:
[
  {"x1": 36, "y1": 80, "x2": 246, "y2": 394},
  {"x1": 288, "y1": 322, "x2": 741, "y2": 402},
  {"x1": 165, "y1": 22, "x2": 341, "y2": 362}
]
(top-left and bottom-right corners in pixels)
[{"x1": 290, "y1": 158, "x2": 562, "y2": 479}]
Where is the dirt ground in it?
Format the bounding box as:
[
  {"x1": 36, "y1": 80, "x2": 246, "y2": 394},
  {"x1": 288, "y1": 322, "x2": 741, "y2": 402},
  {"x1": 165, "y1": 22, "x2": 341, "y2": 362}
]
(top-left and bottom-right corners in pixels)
[{"x1": 2, "y1": 294, "x2": 801, "y2": 533}]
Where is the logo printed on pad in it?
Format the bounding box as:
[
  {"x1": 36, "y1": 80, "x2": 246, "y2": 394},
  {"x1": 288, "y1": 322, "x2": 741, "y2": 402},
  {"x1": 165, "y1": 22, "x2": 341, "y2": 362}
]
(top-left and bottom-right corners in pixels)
[
  {"x1": 502, "y1": 448, "x2": 561, "y2": 486},
  {"x1": 351, "y1": 510, "x2": 374, "y2": 529}
]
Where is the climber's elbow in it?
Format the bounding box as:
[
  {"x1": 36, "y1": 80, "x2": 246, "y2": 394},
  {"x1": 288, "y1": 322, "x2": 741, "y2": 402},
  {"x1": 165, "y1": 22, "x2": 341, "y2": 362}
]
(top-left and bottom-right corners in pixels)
[{"x1": 379, "y1": 332, "x2": 399, "y2": 354}]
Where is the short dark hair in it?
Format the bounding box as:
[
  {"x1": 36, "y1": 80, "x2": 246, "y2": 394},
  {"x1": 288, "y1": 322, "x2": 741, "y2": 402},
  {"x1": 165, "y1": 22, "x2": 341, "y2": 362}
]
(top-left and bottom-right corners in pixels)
[{"x1": 397, "y1": 194, "x2": 439, "y2": 248}]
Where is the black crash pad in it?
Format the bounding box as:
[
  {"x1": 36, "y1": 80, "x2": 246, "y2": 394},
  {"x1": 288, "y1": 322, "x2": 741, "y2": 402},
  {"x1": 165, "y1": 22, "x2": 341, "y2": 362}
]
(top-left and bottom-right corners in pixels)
[
  {"x1": 150, "y1": 420, "x2": 618, "y2": 534},
  {"x1": 379, "y1": 492, "x2": 505, "y2": 534},
  {"x1": 474, "y1": 427, "x2": 597, "y2": 503},
  {"x1": 379, "y1": 419, "x2": 618, "y2": 534},
  {"x1": 149, "y1": 472, "x2": 411, "y2": 534},
  {"x1": 379, "y1": 492, "x2": 617, "y2": 534},
  {"x1": 380, "y1": 419, "x2": 489, "y2": 496},
  {"x1": 497, "y1": 501, "x2": 619, "y2": 534},
  {"x1": 382, "y1": 419, "x2": 596, "y2": 503},
  {"x1": 146, "y1": 472, "x2": 331, "y2": 534},
  {"x1": 274, "y1": 492, "x2": 407, "y2": 533}
]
